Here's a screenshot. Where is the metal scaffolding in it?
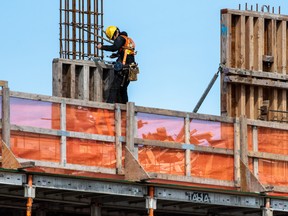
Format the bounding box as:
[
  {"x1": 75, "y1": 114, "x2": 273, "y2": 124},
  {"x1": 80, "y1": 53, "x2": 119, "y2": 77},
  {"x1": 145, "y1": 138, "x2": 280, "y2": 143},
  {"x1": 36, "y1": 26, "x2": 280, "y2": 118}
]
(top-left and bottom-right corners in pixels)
[{"x1": 59, "y1": 0, "x2": 104, "y2": 60}]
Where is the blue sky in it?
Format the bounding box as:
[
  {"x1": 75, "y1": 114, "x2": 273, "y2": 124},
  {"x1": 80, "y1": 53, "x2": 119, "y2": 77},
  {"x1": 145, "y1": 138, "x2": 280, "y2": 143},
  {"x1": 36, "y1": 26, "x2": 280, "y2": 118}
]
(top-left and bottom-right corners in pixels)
[{"x1": 1, "y1": 0, "x2": 287, "y2": 115}]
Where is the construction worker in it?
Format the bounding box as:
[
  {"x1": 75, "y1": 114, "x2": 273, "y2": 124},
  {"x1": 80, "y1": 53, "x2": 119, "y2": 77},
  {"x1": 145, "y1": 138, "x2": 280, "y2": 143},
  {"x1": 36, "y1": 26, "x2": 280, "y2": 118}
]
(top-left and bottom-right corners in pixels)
[{"x1": 97, "y1": 26, "x2": 136, "y2": 104}]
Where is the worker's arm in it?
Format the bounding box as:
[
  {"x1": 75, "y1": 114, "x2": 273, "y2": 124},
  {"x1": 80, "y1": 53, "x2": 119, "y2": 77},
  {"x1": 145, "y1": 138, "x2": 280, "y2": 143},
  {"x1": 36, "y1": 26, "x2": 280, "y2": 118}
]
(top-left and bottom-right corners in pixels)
[{"x1": 98, "y1": 36, "x2": 125, "y2": 52}]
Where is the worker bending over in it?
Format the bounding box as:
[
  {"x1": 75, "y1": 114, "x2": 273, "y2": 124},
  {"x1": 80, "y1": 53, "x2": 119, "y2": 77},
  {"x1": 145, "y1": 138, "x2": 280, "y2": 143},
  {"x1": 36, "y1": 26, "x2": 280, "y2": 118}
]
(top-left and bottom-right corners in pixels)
[{"x1": 97, "y1": 26, "x2": 137, "y2": 104}]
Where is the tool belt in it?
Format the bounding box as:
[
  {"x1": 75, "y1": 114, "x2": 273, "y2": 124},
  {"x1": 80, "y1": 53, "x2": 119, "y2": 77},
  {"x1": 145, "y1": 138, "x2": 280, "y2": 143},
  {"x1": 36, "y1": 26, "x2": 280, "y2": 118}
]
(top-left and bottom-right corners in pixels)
[
  {"x1": 128, "y1": 63, "x2": 139, "y2": 81},
  {"x1": 114, "y1": 62, "x2": 139, "y2": 81}
]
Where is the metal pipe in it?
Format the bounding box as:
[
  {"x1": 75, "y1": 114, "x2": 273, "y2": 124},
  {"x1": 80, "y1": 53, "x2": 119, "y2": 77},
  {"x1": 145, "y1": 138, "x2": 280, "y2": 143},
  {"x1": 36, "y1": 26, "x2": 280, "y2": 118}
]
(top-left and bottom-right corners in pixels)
[
  {"x1": 193, "y1": 67, "x2": 221, "y2": 113},
  {"x1": 59, "y1": 0, "x2": 63, "y2": 58},
  {"x1": 26, "y1": 175, "x2": 33, "y2": 216},
  {"x1": 148, "y1": 186, "x2": 154, "y2": 216},
  {"x1": 72, "y1": 0, "x2": 76, "y2": 59}
]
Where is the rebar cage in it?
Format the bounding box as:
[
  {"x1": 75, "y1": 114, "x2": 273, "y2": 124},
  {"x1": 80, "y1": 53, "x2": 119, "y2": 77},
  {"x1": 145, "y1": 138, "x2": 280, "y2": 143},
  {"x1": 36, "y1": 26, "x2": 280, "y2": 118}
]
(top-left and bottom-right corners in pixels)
[{"x1": 60, "y1": 0, "x2": 104, "y2": 60}]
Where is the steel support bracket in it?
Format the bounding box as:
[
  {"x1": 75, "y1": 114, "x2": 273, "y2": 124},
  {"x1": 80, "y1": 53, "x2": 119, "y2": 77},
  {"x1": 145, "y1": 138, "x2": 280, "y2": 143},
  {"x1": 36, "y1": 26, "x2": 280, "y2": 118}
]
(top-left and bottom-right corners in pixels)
[
  {"x1": 262, "y1": 208, "x2": 273, "y2": 216},
  {"x1": 146, "y1": 196, "x2": 157, "y2": 210},
  {"x1": 24, "y1": 184, "x2": 36, "y2": 198}
]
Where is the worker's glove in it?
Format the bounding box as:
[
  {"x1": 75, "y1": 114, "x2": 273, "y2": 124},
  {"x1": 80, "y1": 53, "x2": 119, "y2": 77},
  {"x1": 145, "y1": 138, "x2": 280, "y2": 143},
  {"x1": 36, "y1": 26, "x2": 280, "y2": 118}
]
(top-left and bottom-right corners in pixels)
[{"x1": 109, "y1": 53, "x2": 119, "y2": 58}]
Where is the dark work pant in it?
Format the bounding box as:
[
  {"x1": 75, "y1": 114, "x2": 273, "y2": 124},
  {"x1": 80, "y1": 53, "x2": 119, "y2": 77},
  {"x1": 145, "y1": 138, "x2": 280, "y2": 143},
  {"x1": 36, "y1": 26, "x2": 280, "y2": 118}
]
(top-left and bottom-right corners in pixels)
[{"x1": 107, "y1": 72, "x2": 130, "y2": 104}]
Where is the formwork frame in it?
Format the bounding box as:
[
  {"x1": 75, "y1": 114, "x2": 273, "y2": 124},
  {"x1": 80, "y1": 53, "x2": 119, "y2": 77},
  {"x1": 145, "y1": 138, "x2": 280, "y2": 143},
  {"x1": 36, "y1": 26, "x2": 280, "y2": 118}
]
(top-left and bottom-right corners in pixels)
[
  {"x1": 221, "y1": 9, "x2": 288, "y2": 121},
  {"x1": 2, "y1": 89, "x2": 288, "y2": 215},
  {"x1": 60, "y1": 0, "x2": 104, "y2": 60}
]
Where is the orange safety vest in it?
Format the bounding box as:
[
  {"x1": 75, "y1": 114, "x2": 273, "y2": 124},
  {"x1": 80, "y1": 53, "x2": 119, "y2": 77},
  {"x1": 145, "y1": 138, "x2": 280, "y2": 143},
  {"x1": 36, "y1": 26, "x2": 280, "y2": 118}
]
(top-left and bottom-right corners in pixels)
[{"x1": 120, "y1": 35, "x2": 136, "y2": 65}]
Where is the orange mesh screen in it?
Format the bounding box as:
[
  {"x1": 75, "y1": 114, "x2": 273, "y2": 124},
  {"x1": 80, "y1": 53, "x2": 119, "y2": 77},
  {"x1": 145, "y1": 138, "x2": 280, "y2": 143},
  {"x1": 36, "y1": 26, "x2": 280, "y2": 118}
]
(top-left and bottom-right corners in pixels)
[
  {"x1": 137, "y1": 113, "x2": 184, "y2": 142},
  {"x1": 66, "y1": 138, "x2": 116, "y2": 168},
  {"x1": 258, "y1": 127, "x2": 288, "y2": 155},
  {"x1": 10, "y1": 97, "x2": 60, "y2": 129},
  {"x1": 247, "y1": 126, "x2": 253, "y2": 151},
  {"x1": 137, "y1": 113, "x2": 234, "y2": 149},
  {"x1": 121, "y1": 111, "x2": 127, "y2": 136},
  {"x1": 10, "y1": 131, "x2": 60, "y2": 162},
  {"x1": 138, "y1": 146, "x2": 185, "y2": 175},
  {"x1": 191, "y1": 153, "x2": 234, "y2": 181},
  {"x1": 190, "y1": 120, "x2": 234, "y2": 149},
  {"x1": 66, "y1": 105, "x2": 115, "y2": 135},
  {"x1": 258, "y1": 159, "x2": 288, "y2": 186}
]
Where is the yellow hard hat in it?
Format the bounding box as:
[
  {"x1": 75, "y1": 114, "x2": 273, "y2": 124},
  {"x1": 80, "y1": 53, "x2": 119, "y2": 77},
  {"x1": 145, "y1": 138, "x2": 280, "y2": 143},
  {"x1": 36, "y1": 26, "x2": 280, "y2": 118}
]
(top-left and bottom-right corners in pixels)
[{"x1": 105, "y1": 26, "x2": 117, "y2": 40}]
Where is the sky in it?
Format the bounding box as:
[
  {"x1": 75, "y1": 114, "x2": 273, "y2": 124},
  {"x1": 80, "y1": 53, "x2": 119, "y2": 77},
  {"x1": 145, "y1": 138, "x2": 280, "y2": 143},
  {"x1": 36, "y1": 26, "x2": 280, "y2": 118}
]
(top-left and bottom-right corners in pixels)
[{"x1": 0, "y1": 0, "x2": 287, "y2": 116}]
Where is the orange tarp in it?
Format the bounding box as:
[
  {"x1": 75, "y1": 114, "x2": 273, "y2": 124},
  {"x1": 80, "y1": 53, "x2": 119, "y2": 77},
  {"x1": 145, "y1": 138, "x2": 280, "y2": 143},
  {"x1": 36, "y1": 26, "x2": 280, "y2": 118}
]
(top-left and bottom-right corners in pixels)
[
  {"x1": 10, "y1": 131, "x2": 60, "y2": 162},
  {"x1": 136, "y1": 113, "x2": 234, "y2": 179},
  {"x1": 66, "y1": 138, "x2": 116, "y2": 168}
]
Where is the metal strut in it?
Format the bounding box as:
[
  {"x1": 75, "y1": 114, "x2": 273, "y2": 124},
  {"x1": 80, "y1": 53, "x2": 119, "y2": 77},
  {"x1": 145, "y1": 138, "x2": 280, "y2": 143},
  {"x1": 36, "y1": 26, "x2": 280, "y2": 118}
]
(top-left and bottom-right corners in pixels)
[{"x1": 192, "y1": 64, "x2": 223, "y2": 113}]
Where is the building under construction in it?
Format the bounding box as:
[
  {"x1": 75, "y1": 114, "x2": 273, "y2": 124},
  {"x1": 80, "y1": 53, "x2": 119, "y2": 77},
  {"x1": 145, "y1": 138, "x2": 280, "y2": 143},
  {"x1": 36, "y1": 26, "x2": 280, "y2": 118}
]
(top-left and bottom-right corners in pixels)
[{"x1": 1, "y1": 1, "x2": 288, "y2": 216}]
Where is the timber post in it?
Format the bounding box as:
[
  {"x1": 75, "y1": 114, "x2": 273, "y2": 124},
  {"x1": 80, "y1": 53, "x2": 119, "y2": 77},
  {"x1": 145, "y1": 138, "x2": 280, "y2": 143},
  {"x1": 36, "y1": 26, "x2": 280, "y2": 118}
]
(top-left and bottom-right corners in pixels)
[{"x1": 1, "y1": 81, "x2": 10, "y2": 147}]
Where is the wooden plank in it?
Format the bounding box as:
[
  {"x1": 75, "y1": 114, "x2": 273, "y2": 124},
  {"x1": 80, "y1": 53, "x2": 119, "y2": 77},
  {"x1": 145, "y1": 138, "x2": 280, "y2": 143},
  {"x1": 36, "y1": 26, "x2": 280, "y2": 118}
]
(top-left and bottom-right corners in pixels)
[
  {"x1": 9, "y1": 91, "x2": 117, "y2": 110},
  {"x1": 1, "y1": 140, "x2": 21, "y2": 169},
  {"x1": 136, "y1": 106, "x2": 234, "y2": 123},
  {"x1": 239, "y1": 160, "x2": 265, "y2": 193},
  {"x1": 18, "y1": 158, "x2": 116, "y2": 174},
  {"x1": 252, "y1": 126, "x2": 259, "y2": 178},
  {"x1": 247, "y1": 118, "x2": 288, "y2": 130},
  {"x1": 2, "y1": 87, "x2": 10, "y2": 147},
  {"x1": 234, "y1": 119, "x2": 241, "y2": 187},
  {"x1": 150, "y1": 173, "x2": 235, "y2": 188},
  {"x1": 270, "y1": 20, "x2": 278, "y2": 121},
  {"x1": 184, "y1": 115, "x2": 191, "y2": 177},
  {"x1": 0, "y1": 81, "x2": 8, "y2": 88},
  {"x1": 69, "y1": 64, "x2": 76, "y2": 99},
  {"x1": 60, "y1": 101, "x2": 67, "y2": 166},
  {"x1": 256, "y1": 17, "x2": 264, "y2": 120},
  {"x1": 221, "y1": 9, "x2": 288, "y2": 21},
  {"x1": 84, "y1": 65, "x2": 89, "y2": 100},
  {"x1": 115, "y1": 104, "x2": 123, "y2": 174},
  {"x1": 134, "y1": 138, "x2": 234, "y2": 155},
  {"x1": 9, "y1": 124, "x2": 116, "y2": 143},
  {"x1": 247, "y1": 16, "x2": 255, "y2": 119},
  {"x1": 94, "y1": 64, "x2": 103, "y2": 102},
  {"x1": 223, "y1": 67, "x2": 288, "y2": 80},
  {"x1": 126, "y1": 102, "x2": 135, "y2": 155},
  {"x1": 239, "y1": 116, "x2": 248, "y2": 166},
  {"x1": 53, "y1": 58, "x2": 113, "y2": 69},
  {"x1": 220, "y1": 13, "x2": 232, "y2": 116},
  {"x1": 225, "y1": 76, "x2": 288, "y2": 89},
  {"x1": 248, "y1": 151, "x2": 288, "y2": 162},
  {"x1": 52, "y1": 60, "x2": 62, "y2": 97},
  {"x1": 124, "y1": 147, "x2": 150, "y2": 181},
  {"x1": 279, "y1": 21, "x2": 287, "y2": 121}
]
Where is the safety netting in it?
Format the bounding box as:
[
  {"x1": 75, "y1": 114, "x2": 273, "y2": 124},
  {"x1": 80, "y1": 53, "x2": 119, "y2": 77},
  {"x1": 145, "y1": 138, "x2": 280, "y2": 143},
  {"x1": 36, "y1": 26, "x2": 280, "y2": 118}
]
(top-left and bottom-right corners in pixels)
[
  {"x1": 248, "y1": 126, "x2": 288, "y2": 186},
  {"x1": 3, "y1": 96, "x2": 288, "y2": 189},
  {"x1": 136, "y1": 113, "x2": 234, "y2": 180}
]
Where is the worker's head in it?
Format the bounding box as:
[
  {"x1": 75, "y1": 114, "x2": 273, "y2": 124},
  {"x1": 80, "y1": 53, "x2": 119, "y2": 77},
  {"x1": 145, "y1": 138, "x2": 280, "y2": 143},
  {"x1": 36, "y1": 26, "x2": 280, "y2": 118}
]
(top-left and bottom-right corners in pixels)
[{"x1": 105, "y1": 26, "x2": 119, "y2": 40}]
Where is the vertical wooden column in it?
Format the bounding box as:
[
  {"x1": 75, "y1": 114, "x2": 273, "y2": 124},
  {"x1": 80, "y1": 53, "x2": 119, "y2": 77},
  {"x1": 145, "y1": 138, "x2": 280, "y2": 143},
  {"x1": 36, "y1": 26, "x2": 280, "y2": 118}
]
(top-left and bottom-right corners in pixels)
[
  {"x1": 239, "y1": 115, "x2": 248, "y2": 166},
  {"x1": 115, "y1": 104, "x2": 123, "y2": 174},
  {"x1": 184, "y1": 114, "x2": 191, "y2": 176},
  {"x1": 252, "y1": 126, "x2": 259, "y2": 178},
  {"x1": 277, "y1": 20, "x2": 287, "y2": 121},
  {"x1": 235, "y1": 15, "x2": 246, "y2": 117},
  {"x1": 60, "y1": 100, "x2": 67, "y2": 166},
  {"x1": 52, "y1": 59, "x2": 63, "y2": 97},
  {"x1": 126, "y1": 102, "x2": 136, "y2": 157},
  {"x1": 256, "y1": 17, "x2": 264, "y2": 120},
  {"x1": 220, "y1": 12, "x2": 232, "y2": 116},
  {"x1": 234, "y1": 118, "x2": 241, "y2": 187},
  {"x1": 94, "y1": 66, "x2": 103, "y2": 101},
  {"x1": 1, "y1": 82, "x2": 10, "y2": 147},
  {"x1": 270, "y1": 20, "x2": 278, "y2": 121},
  {"x1": 246, "y1": 16, "x2": 255, "y2": 119}
]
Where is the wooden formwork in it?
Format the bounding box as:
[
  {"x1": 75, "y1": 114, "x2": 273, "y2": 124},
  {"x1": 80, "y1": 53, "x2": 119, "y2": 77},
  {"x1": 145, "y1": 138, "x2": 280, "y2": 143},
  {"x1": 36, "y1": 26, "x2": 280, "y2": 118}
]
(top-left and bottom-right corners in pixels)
[
  {"x1": 221, "y1": 9, "x2": 288, "y2": 122},
  {"x1": 52, "y1": 58, "x2": 114, "y2": 102}
]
